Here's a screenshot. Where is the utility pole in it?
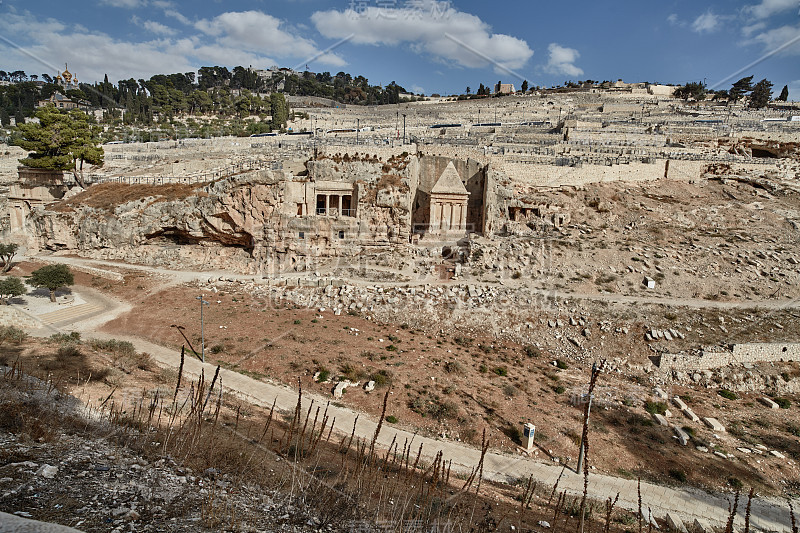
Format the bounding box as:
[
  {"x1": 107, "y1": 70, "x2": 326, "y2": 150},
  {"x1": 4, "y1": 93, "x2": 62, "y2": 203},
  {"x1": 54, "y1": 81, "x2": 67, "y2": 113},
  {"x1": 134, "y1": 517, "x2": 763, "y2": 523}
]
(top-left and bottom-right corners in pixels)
[
  {"x1": 196, "y1": 295, "x2": 210, "y2": 363},
  {"x1": 402, "y1": 113, "x2": 407, "y2": 145},
  {"x1": 577, "y1": 361, "x2": 604, "y2": 533},
  {"x1": 576, "y1": 389, "x2": 593, "y2": 475},
  {"x1": 356, "y1": 118, "x2": 360, "y2": 146}
]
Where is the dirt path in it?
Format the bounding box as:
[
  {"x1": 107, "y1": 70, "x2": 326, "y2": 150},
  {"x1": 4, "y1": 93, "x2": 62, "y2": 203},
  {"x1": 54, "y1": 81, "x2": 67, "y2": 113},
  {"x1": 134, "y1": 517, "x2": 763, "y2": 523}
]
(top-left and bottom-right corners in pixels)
[{"x1": 30, "y1": 253, "x2": 800, "y2": 310}]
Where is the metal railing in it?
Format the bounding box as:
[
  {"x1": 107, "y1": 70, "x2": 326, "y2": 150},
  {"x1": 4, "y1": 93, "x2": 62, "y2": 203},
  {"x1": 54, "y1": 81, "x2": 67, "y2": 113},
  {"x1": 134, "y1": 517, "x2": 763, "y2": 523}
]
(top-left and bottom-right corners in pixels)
[{"x1": 315, "y1": 208, "x2": 356, "y2": 217}]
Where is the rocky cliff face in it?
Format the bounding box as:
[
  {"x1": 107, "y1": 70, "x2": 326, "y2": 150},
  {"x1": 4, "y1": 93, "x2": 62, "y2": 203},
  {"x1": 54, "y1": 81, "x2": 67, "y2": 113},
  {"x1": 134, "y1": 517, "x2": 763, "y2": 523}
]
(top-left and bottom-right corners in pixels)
[
  {"x1": 31, "y1": 171, "x2": 289, "y2": 273},
  {"x1": 29, "y1": 162, "x2": 421, "y2": 274}
]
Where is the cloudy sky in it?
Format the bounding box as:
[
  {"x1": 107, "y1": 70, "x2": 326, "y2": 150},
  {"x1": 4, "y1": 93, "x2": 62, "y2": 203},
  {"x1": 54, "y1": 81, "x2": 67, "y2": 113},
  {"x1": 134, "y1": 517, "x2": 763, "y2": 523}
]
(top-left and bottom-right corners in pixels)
[{"x1": 0, "y1": 0, "x2": 798, "y2": 99}]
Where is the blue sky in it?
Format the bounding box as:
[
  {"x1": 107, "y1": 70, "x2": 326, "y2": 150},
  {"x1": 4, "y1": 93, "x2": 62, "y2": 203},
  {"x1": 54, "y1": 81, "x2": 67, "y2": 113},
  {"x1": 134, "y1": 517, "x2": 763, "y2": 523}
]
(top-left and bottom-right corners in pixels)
[{"x1": 1, "y1": 0, "x2": 798, "y2": 99}]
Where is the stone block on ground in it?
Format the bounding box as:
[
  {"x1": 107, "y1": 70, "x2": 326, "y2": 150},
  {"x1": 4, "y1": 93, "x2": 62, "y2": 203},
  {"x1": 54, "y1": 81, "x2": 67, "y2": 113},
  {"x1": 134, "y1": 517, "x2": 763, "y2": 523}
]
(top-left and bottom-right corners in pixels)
[
  {"x1": 641, "y1": 508, "x2": 660, "y2": 529},
  {"x1": 673, "y1": 425, "x2": 690, "y2": 446},
  {"x1": 652, "y1": 413, "x2": 669, "y2": 427},
  {"x1": 759, "y1": 397, "x2": 779, "y2": 409},
  {"x1": 672, "y1": 396, "x2": 688, "y2": 410},
  {"x1": 333, "y1": 380, "x2": 359, "y2": 399},
  {"x1": 703, "y1": 417, "x2": 725, "y2": 432},
  {"x1": 693, "y1": 518, "x2": 714, "y2": 533},
  {"x1": 682, "y1": 408, "x2": 700, "y2": 422},
  {"x1": 666, "y1": 513, "x2": 688, "y2": 533}
]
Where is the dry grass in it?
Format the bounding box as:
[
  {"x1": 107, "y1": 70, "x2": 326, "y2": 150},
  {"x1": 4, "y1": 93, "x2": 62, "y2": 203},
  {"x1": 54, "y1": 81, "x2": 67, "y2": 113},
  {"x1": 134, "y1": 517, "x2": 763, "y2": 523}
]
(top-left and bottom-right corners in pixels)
[
  {"x1": 51, "y1": 182, "x2": 204, "y2": 212},
  {"x1": 0, "y1": 340, "x2": 655, "y2": 533}
]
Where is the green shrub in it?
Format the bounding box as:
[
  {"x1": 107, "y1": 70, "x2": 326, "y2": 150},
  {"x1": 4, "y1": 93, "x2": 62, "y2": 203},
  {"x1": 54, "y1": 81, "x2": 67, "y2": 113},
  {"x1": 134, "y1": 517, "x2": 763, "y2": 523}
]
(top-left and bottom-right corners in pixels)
[
  {"x1": 718, "y1": 389, "x2": 738, "y2": 401},
  {"x1": 669, "y1": 469, "x2": 687, "y2": 483},
  {"x1": 339, "y1": 363, "x2": 366, "y2": 381},
  {"x1": 554, "y1": 386, "x2": 566, "y2": 394},
  {"x1": 428, "y1": 400, "x2": 459, "y2": 420},
  {"x1": 775, "y1": 398, "x2": 791, "y2": 409},
  {"x1": 57, "y1": 344, "x2": 83, "y2": 358},
  {"x1": 0, "y1": 326, "x2": 27, "y2": 345},
  {"x1": 556, "y1": 360, "x2": 568, "y2": 370},
  {"x1": 49, "y1": 332, "x2": 81, "y2": 345},
  {"x1": 385, "y1": 344, "x2": 398, "y2": 352},
  {"x1": 444, "y1": 361, "x2": 463, "y2": 374},
  {"x1": 370, "y1": 369, "x2": 393, "y2": 387},
  {"x1": 493, "y1": 366, "x2": 508, "y2": 377},
  {"x1": 386, "y1": 415, "x2": 398, "y2": 424},
  {"x1": 478, "y1": 364, "x2": 488, "y2": 373},
  {"x1": 524, "y1": 345, "x2": 541, "y2": 358},
  {"x1": 89, "y1": 339, "x2": 136, "y2": 357},
  {"x1": 645, "y1": 401, "x2": 667, "y2": 415},
  {"x1": 317, "y1": 369, "x2": 330, "y2": 382},
  {"x1": 293, "y1": 319, "x2": 301, "y2": 325},
  {"x1": 728, "y1": 477, "x2": 743, "y2": 490},
  {"x1": 453, "y1": 336, "x2": 472, "y2": 347},
  {"x1": 209, "y1": 344, "x2": 226, "y2": 354}
]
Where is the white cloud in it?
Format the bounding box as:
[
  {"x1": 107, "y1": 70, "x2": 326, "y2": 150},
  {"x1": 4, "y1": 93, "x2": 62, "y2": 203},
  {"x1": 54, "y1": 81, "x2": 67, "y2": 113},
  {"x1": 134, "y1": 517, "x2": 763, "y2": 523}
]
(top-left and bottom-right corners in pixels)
[
  {"x1": 0, "y1": 9, "x2": 343, "y2": 85},
  {"x1": 195, "y1": 11, "x2": 344, "y2": 66},
  {"x1": 143, "y1": 20, "x2": 175, "y2": 35},
  {"x1": 544, "y1": 43, "x2": 583, "y2": 78},
  {"x1": 131, "y1": 15, "x2": 176, "y2": 36},
  {"x1": 751, "y1": 23, "x2": 800, "y2": 55},
  {"x1": 310, "y1": 1, "x2": 533, "y2": 71},
  {"x1": 692, "y1": 10, "x2": 720, "y2": 33},
  {"x1": 99, "y1": 0, "x2": 146, "y2": 8},
  {"x1": 163, "y1": 9, "x2": 191, "y2": 26},
  {"x1": 742, "y1": 21, "x2": 767, "y2": 37},
  {"x1": 745, "y1": 0, "x2": 798, "y2": 19},
  {"x1": 667, "y1": 14, "x2": 681, "y2": 26}
]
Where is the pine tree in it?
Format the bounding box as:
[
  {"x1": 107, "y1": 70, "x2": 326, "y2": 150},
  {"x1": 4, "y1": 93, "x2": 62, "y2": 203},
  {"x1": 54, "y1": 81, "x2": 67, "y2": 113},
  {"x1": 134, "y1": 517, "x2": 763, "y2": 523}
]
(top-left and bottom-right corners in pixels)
[
  {"x1": 270, "y1": 92, "x2": 288, "y2": 131},
  {"x1": 729, "y1": 76, "x2": 754, "y2": 103},
  {"x1": 13, "y1": 107, "x2": 104, "y2": 188},
  {"x1": 749, "y1": 79, "x2": 773, "y2": 109},
  {"x1": 521, "y1": 80, "x2": 529, "y2": 93},
  {"x1": 778, "y1": 85, "x2": 789, "y2": 102}
]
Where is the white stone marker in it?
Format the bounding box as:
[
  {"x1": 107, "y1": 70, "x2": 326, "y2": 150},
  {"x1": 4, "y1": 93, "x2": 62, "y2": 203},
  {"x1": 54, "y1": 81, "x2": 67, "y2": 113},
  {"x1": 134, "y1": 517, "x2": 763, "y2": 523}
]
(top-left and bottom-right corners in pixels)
[{"x1": 522, "y1": 423, "x2": 536, "y2": 451}]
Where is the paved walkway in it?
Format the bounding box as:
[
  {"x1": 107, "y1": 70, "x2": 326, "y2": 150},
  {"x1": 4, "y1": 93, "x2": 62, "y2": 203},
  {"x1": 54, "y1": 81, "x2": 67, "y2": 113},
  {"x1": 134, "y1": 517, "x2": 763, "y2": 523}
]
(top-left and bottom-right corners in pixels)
[
  {"x1": 37, "y1": 303, "x2": 104, "y2": 326},
  {"x1": 28, "y1": 253, "x2": 800, "y2": 311},
  {"x1": 11, "y1": 255, "x2": 799, "y2": 532}
]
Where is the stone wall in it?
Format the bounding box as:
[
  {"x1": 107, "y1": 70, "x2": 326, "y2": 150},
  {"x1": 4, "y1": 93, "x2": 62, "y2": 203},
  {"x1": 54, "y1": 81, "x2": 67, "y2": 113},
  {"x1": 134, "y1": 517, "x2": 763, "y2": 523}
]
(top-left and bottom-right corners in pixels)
[
  {"x1": 0, "y1": 306, "x2": 38, "y2": 328},
  {"x1": 498, "y1": 160, "x2": 669, "y2": 188},
  {"x1": 36, "y1": 258, "x2": 124, "y2": 282},
  {"x1": 660, "y1": 343, "x2": 800, "y2": 371},
  {"x1": 317, "y1": 144, "x2": 417, "y2": 161}
]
